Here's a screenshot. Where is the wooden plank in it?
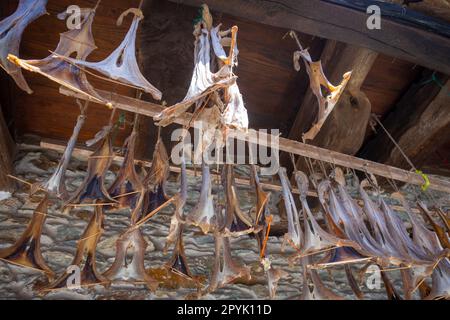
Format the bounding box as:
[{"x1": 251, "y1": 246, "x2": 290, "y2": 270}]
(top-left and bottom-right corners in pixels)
[
  {"x1": 362, "y1": 73, "x2": 450, "y2": 171},
  {"x1": 168, "y1": 0, "x2": 450, "y2": 75},
  {"x1": 60, "y1": 87, "x2": 450, "y2": 194}
]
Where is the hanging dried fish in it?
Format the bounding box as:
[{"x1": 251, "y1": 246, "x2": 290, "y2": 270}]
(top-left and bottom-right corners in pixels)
[
  {"x1": 418, "y1": 202, "x2": 450, "y2": 251},
  {"x1": 0, "y1": 195, "x2": 54, "y2": 279},
  {"x1": 205, "y1": 231, "x2": 251, "y2": 293},
  {"x1": 165, "y1": 225, "x2": 193, "y2": 281},
  {"x1": 0, "y1": 0, "x2": 47, "y2": 93},
  {"x1": 221, "y1": 164, "x2": 255, "y2": 237},
  {"x1": 108, "y1": 127, "x2": 143, "y2": 209},
  {"x1": 59, "y1": 8, "x2": 161, "y2": 100},
  {"x1": 8, "y1": 4, "x2": 105, "y2": 104},
  {"x1": 278, "y1": 167, "x2": 302, "y2": 249},
  {"x1": 45, "y1": 204, "x2": 108, "y2": 290},
  {"x1": 294, "y1": 170, "x2": 358, "y2": 257},
  {"x1": 142, "y1": 137, "x2": 170, "y2": 217},
  {"x1": 290, "y1": 31, "x2": 351, "y2": 142},
  {"x1": 183, "y1": 161, "x2": 217, "y2": 234},
  {"x1": 300, "y1": 257, "x2": 344, "y2": 300},
  {"x1": 424, "y1": 259, "x2": 450, "y2": 300},
  {"x1": 103, "y1": 192, "x2": 159, "y2": 291},
  {"x1": 154, "y1": 5, "x2": 247, "y2": 130},
  {"x1": 37, "y1": 100, "x2": 88, "y2": 200},
  {"x1": 250, "y1": 164, "x2": 270, "y2": 257},
  {"x1": 65, "y1": 126, "x2": 117, "y2": 206}
]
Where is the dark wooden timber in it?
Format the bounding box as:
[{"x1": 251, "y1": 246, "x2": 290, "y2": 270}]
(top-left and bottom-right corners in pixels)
[
  {"x1": 169, "y1": 0, "x2": 450, "y2": 74},
  {"x1": 0, "y1": 105, "x2": 14, "y2": 191},
  {"x1": 361, "y1": 72, "x2": 450, "y2": 171}
]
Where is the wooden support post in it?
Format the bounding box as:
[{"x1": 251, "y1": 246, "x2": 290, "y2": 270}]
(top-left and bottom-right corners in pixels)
[
  {"x1": 0, "y1": 105, "x2": 14, "y2": 191},
  {"x1": 361, "y1": 72, "x2": 450, "y2": 172}
]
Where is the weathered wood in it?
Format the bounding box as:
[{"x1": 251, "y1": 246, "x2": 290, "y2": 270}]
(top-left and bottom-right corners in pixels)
[
  {"x1": 0, "y1": 106, "x2": 14, "y2": 191},
  {"x1": 60, "y1": 87, "x2": 450, "y2": 194},
  {"x1": 169, "y1": 0, "x2": 450, "y2": 75},
  {"x1": 361, "y1": 72, "x2": 450, "y2": 170}
]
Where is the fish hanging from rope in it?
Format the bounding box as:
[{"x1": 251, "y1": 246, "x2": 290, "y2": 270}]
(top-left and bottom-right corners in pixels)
[
  {"x1": 8, "y1": 3, "x2": 105, "y2": 104},
  {"x1": 154, "y1": 4, "x2": 248, "y2": 130},
  {"x1": 290, "y1": 31, "x2": 351, "y2": 142},
  {"x1": 0, "y1": 0, "x2": 48, "y2": 93},
  {"x1": 0, "y1": 195, "x2": 54, "y2": 280}
]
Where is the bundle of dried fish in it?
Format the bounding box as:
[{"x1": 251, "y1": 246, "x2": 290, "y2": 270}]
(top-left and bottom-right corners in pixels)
[
  {"x1": 108, "y1": 126, "x2": 143, "y2": 210},
  {"x1": 220, "y1": 164, "x2": 255, "y2": 237},
  {"x1": 60, "y1": 7, "x2": 161, "y2": 101},
  {"x1": 142, "y1": 137, "x2": 170, "y2": 216},
  {"x1": 45, "y1": 205, "x2": 108, "y2": 290},
  {"x1": 37, "y1": 100, "x2": 88, "y2": 200},
  {"x1": 154, "y1": 5, "x2": 247, "y2": 130},
  {"x1": 0, "y1": 0, "x2": 47, "y2": 93},
  {"x1": 0, "y1": 195, "x2": 54, "y2": 279},
  {"x1": 8, "y1": 3, "x2": 104, "y2": 104},
  {"x1": 294, "y1": 170, "x2": 358, "y2": 257},
  {"x1": 290, "y1": 31, "x2": 351, "y2": 142},
  {"x1": 66, "y1": 125, "x2": 117, "y2": 206}
]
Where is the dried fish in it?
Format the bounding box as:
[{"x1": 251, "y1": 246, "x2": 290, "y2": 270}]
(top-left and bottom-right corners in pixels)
[
  {"x1": 108, "y1": 128, "x2": 142, "y2": 210},
  {"x1": 0, "y1": 195, "x2": 54, "y2": 279},
  {"x1": 291, "y1": 32, "x2": 351, "y2": 141},
  {"x1": 61, "y1": 8, "x2": 161, "y2": 100},
  {"x1": 8, "y1": 4, "x2": 104, "y2": 105},
  {"x1": 0, "y1": 0, "x2": 47, "y2": 93},
  {"x1": 418, "y1": 202, "x2": 450, "y2": 251},
  {"x1": 142, "y1": 137, "x2": 170, "y2": 217},
  {"x1": 221, "y1": 164, "x2": 255, "y2": 237},
  {"x1": 278, "y1": 167, "x2": 302, "y2": 249},
  {"x1": 38, "y1": 101, "x2": 88, "y2": 200},
  {"x1": 45, "y1": 205, "x2": 108, "y2": 290},
  {"x1": 184, "y1": 161, "x2": 217, "y2": 234},
  {"x1": 65, "y1": 126, "x2": 117, "y2": 206},
  {"x1": 424, "y1": 259, "x2": 450, "y2": 300}
]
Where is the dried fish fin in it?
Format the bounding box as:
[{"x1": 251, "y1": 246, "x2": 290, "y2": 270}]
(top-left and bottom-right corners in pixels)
[
  {"x1": 66, "y1": 129, "x2": 117, "y2": 206},
  {"x1": 45, "y1": 205, "x2": 108, "y2": 290},
  {"x1": 206, "y1": 232, "x2": 251, "y2": 293},
  {"x1": 278, "y1": 167, "x2": 302, "y2": 249},
  {"x1": 185, "y1": 161, "x2": 217, "y2": 234},
  {"x1": 108, "y1": 130, "x2": 143, "y2": 209},
  {"x1": 0, "y1": 196, "x2": 54, "y2": 279},
  {"x1": 166, "y1": 225, "x2": 193, "y2": 280},
  {"x1": 0, "y1": 0, "x2": 48, "y2": 93},
  {"x1": 66, "y1": 8, "x2": 161, "y2": 100},
  {"x1": 292, "y1": 48, "x2": 352, "y2": 141},
  {"x1": 39, "y1": 105, "x2": 87, "y2": 200}
]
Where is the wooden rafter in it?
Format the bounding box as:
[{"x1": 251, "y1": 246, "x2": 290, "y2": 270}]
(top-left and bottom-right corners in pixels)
[
  {"x1": 60, "y1": 87, "x2": 450, "y2": 194},
  {"x1": 168, "y1": 0, "x2": 450, "y2": 75}
]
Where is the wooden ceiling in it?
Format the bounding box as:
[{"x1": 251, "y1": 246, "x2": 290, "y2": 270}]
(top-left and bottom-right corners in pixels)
[{"x1": 0, "y1": 0, "x2": 448, "y2": 174}]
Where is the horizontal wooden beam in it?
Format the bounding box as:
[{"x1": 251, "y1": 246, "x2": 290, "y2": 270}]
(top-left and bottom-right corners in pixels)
[
  {"x1": 60, "y1": 87, "x2": 450, "y2": 194},
  {"x1": 168, "y1": 0, "x2": 450, "y2": 74},
  {"x1": 39, "y1": 139, "x2": 422, "y2": 214}
]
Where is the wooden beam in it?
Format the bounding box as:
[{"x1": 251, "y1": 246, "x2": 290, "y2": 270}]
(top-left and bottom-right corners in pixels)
[
  {"x1": 60, "y1": 87, "x2": 450, "y2": 194},
  {"x1": 361, "y1": 72, "x2": 450, "y2": 171},
  {"x1": 168, "y1": 0, "x2": 450, "y2": 75},
  {"x1": 0, "y1": 106, "x2": 14, "y2": 191}
]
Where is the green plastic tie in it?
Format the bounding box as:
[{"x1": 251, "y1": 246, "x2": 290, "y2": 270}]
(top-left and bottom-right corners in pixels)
[{"x1": 415, "y1": 170, "x2": 430, "y2": 192}]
